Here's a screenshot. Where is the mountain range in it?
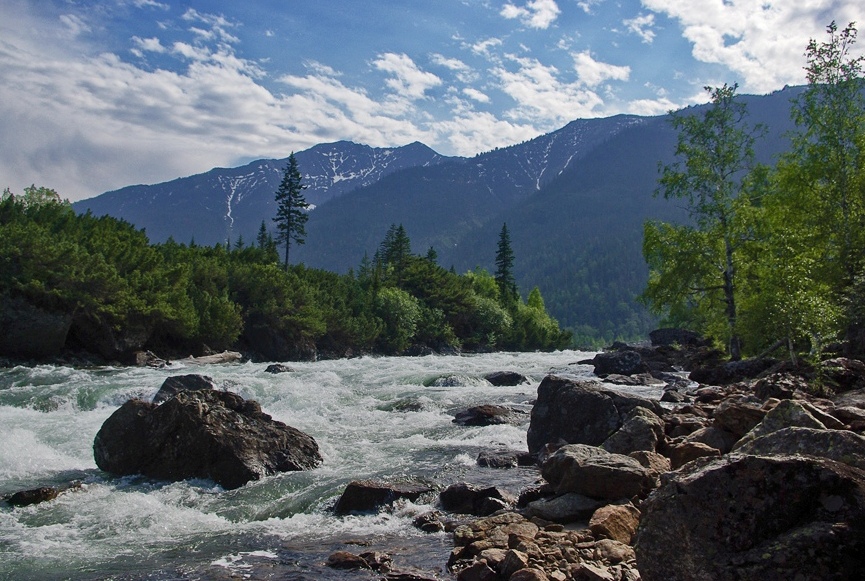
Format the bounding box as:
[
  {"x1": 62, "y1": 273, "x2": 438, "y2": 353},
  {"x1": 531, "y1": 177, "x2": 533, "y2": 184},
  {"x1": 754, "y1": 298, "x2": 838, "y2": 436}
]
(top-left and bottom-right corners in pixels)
[{"x1": 74, "y1": 86, "x2": 806, "y2": 343}]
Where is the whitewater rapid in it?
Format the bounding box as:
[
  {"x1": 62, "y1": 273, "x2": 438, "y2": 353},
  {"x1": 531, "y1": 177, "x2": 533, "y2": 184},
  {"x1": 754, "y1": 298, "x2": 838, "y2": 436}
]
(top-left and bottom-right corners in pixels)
[{"x1": 1, "y1": 350, "x2": 647, "y2": 579}]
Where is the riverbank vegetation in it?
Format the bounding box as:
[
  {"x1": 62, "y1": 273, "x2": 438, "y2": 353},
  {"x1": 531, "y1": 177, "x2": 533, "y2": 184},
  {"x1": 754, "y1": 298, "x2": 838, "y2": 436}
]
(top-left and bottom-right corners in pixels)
[
  {"x1": 0, "y1": 188, "x2": 570, "y2": 363},
  {"x1": 643, "y1": 22, "x2": 865, "y2": 362}
]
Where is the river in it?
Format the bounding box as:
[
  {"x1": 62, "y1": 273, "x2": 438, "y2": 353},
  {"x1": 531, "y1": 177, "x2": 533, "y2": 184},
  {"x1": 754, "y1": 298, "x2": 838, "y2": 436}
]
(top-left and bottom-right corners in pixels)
[{"x1": 0, "y1": 350, "x2": 661, "y2": 580}]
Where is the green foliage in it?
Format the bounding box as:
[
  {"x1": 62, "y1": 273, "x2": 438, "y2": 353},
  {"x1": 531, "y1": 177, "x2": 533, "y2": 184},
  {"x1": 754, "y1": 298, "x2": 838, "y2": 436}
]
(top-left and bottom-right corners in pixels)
[
  {"x1": 273, "y1": 152, "x2": 310, "y2": 269},
  {"x1": 495, "y1": 223, "x2": 518, "y2": 304},
  {"x1": 643, "y1": 83, "x2": 765, "y2": 359},
  {"x1": 644, "y1": 22, "x2": 865, "y2": 361},
  {"x1": 1, "y1": 194, "x2": 570, "y2": 360}
]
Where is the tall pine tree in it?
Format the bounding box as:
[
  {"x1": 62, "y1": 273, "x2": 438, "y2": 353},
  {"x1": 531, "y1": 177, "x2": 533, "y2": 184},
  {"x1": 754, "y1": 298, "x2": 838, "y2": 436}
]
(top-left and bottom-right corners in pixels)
[
  {"x1": 495, "y1": 223, "x2": 517, "y2": 303},
  {"x1": 273, "y1": 152, "x2": 309, "y2": 269}
]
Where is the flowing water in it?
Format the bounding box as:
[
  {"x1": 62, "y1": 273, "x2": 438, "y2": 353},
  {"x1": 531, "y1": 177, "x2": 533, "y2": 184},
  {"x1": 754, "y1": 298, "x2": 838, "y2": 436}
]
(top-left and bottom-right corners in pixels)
[{"x1": 0, "y1": 351, "x2": 660, "y2": 580}]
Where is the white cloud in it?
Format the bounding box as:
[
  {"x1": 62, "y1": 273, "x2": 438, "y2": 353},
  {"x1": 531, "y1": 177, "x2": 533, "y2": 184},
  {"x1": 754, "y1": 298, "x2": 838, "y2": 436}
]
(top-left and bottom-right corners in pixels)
[
  {"x1": 493, "y1": 55, "x2": 605, "y2": 124},
  {"x1": 577, "y1": 0, "x2": 602, "y2": 14},
  {"x1": 372, "y1": 53, "x2": 443, "y2": 100},
  {"x1": 501, "y1": 0, "x2": 561, "y2": 29},
  {"x1": 470, "y1": 37, "x2": 504, "y2": 57},
  {"x1": 623, "y1": 13, "x2": 656, "y2": 44},
  {"x1": 431, "y1": 53, "x2": 470, "y2": 72},
  {"x1": 463, "y1": 87, "x2": 491, "y2": 103},
  {"x1": 640, "y1": 0, "x2": 865, "y2": 92},
  {"x1": 132, "y1": 36, "x2": 167, "y2": 54},
  {"x1": 59, "y1": 14, "x2": 91, "y2": 38},
  {"x1": 133, "y1": 0, "x2": 170, "y2": 9},
  {"x1": 572, "y1": 50, "x2": 630, "y2": 87}
]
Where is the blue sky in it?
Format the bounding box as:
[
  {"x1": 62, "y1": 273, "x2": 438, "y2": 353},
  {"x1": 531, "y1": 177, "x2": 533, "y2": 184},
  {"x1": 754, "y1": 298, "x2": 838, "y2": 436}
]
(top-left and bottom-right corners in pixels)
[{"x1": 1, "y1": 0, "x2": 861, "y2": 201}]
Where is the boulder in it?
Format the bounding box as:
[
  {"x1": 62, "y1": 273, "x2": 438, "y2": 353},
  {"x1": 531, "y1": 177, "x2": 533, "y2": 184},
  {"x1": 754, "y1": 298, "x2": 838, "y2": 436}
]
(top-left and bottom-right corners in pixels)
[
  {"x1": 326, "y1": 551, "x2": 370, "y2": 570},
  {"x1": 525, "y1": 493, "x2": 604, "y2": 523},
  {"x1": 688, "y1": 357, "x2": 777, "y2": 385},
  {"x1": 152, "y1": 374, "x2": 215, "y2": 404},
  {"x1": 822, "y1": 357, "x2": 865, "y2": 392},
  {"x1": 591, "y1": 350, "x2": 648, "y2": 376},
  {"x1": 334, "y1": 480, "x2": 433, "y2": 514},
  {"x1": 682, "y1": 426, "x2": 738, "y2": 454},
  {"x1": 733, "y1": 399, "x2": 827, "y2": 450},
  {"x1": 453, "y1": 405, "x2": 522, "y2": 427},
  {"x1": 735, "y1": 427, "x2": 865, "y2": 470},
  {"x1": 0, "y1": 296, "x2": 73, "y2": 359},
  {"x1": 264, "y1": 363, "x2": 294, "y2": 374},
  {"x1": 662, "y1": 440, "x2": 721, "y2": 470},
  {"x1": 634, "y1": 454, "x2": 865, "y2": 581},
  {"x1": 440, "y1": 482, "x2": 516, "y2": 516},
  {"x1": 6, "y1": 486, "x2": 59, "y2": 507},
  {"x1": 601, "y1": 406, "x2": 664, "y2": 455},
  {"x1": 712, "y1": 398, "x2": 766, "y2": 438},
  {"x1": 93, "y1": 390, "x2": 321, "y2": 489},
  {"x1": 484, "y1": 371, "x2": 530, "y2": 386},
  {"x1": 589, "y1": 503, "x2": 641, "y2": 544},
  {"x1": 541, "y1": 444, "x2": 655, "y2": 499},
  {"x1": 526, "y1": 376, "x2": 663, "y2": 454},
  {"x1": 476, "y1": 449, "x2": 535, "y2": 468}
]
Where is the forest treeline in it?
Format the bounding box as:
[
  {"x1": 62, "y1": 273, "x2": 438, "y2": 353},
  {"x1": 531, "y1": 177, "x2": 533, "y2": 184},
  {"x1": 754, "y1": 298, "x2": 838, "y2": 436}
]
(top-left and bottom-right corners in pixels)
[{"x1": 0, "y1": 188, "x2": 571, "y2": 363}]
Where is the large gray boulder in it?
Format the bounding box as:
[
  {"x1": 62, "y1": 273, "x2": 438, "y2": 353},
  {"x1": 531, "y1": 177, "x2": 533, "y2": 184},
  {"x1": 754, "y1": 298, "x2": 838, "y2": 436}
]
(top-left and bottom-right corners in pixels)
[
  {"x1": 735, "y1": 427, "x2": 865, "y2": 470},
  {"x1": 93, "y1": 390, "x2": 321, "y2": 489},
  {"x1": 634, "y1": 454, "x2": 865, "y2": 581},
  {"x1": 527, "y1": 376, "x2": 663, "y2": 454},
  {"x1": 152, "y1": 374, "x2": 215, "y2": 404},
  {"x1": 541, "y1": 444, "x2": 655, "y2": 500}
]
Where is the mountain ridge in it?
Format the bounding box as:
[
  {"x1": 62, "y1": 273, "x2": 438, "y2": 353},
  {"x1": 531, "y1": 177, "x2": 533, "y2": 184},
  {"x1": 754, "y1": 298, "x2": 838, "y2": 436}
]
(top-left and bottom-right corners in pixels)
[{"x1": 74, "y1": 86, "x2": 806, "y2": 341}]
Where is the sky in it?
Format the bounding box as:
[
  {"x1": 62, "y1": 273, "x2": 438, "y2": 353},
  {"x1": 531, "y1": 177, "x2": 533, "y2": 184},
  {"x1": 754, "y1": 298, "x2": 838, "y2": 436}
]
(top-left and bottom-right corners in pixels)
[{"x1": 1, "y1": 1, "x2": 862, "y2": 201}]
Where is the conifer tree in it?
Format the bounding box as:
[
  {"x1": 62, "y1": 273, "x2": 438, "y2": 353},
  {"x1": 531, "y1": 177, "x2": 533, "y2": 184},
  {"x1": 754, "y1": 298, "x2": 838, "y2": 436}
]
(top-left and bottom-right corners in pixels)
[
  {"x1": 495, "y1": 223, "x2": 517, "y2": 303},
  {"x1": 273, "y1": 152, "x2": 309, "y2": 269}
]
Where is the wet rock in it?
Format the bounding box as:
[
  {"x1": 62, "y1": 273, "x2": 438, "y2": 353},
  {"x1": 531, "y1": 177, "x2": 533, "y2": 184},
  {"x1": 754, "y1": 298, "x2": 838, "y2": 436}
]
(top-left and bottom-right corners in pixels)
[
  {"x1": 264, "y1": 363, "x2": 294, "y2": 374},
  {"x1": 541, "y1": 444, "x2": 655, "y2": 499},
  {"x1": 132, "y1": 350, "x2": 168, "y2": 368},
  {"x1": 440, "y1": 482, "x2": 516, "y2": 516},
  {"x1": 326, "y1": 551, "x2": 370, "y2": 570},
  {"x1": 634, "y1": 454, "x2": 865, "y2": 581},
  {"x1": 152, "y1": 374, "x2": 215, "y2": 404},
  {"x1": 413, "y1": 510, "x2": 447, "y2": 533},
  {"x1": 527, "y1": 376, "x2": 663, "y2": 454},
  {"x1": 453, "y1": 404, "x2": 522, "y2": 427},
  {"x1": 6, "y1": 486, "x2": 60, "y2": 507},
  {"x1": 591, "y1": 350, "x2": 648, "y2": 376},
  {"x1": 477, "y1": 448, "x2": 535, "y2": 468},
  {"x1": 335, "y1": 480, "x2": 433, "y2": 514},
  {"x1": 93, "y1": 390, "x2": 321, "y2": 489},
  {"x1": 484, "y1": 371, "x2": 530, "y2": 386}
]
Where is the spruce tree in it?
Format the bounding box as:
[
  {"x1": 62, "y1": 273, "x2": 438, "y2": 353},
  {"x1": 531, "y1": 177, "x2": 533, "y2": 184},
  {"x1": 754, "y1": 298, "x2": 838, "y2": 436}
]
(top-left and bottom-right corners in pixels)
[
  {"x1": 273, "y1": 152, "x2": 309, "y2": 269},
  {"x1": 495, "y1": 223, "x2": 517, "y2": 303}
]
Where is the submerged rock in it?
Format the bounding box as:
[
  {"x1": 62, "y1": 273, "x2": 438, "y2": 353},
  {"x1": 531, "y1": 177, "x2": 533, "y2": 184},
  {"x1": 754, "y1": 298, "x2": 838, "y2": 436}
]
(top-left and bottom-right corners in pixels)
[
  {"x1": 484, "y1": 371, "x2": 530, "y2": 386},
  {"x1": 334, "y1": 480, "x2": 434, "y2": 514},
  {"x1": 93, "y1": 389, "x2": 321, "y2": 489}
]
